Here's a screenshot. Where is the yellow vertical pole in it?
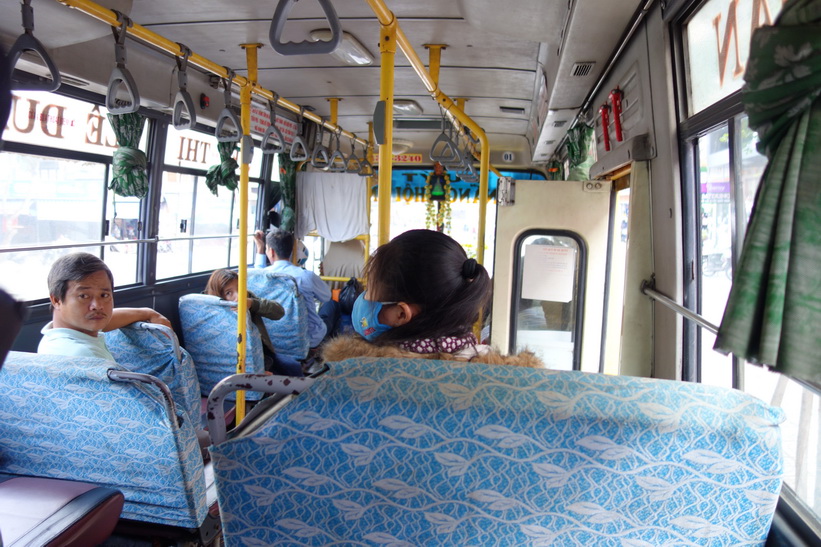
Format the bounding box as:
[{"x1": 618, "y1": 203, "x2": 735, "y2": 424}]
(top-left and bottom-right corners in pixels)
[
  {"x1": 424, "y1": 44, "x2": 446, "y2": 87},
  {"x1": 235, "y1": 43, "x2": 261, "y2": 422},
  {"x1": 377, "y1": 17, "x2": 396, "y2": 246},
  {"x1": 366, "y1": 121, "x2": 375, "y2": 256},
  {"x1": 327, "y1": 97, "x2": 341, "y2": 125}
]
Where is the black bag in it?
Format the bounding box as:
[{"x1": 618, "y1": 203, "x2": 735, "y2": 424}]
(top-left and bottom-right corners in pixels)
[{"x1": 338, "y1": 277, "x2": 363, "y2": 316}]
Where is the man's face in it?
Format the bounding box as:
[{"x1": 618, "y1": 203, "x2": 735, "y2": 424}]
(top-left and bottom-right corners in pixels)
[{"x1": 50, "y1": 270, "x2": 113, "y2": 336}]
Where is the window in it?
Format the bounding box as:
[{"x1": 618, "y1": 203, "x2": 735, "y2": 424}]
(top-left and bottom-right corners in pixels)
[
  {"x1": 0, "y1": 91, "x2": 143, "y2": 300},
  {"x1": 683, "y1": 0, "x2": 784, "y2": 115},
  {"x1": 677, "y1": 0, "x2": 817, "y2": 528},
  {"x1": 511, "y1": 232, "x2": 585, "y2": 371},
  {"x1": 156, "y1": 126, "x2": 260, "y2": 280},
  {"x1": 697, "y1": 124, "x2": 734, "y2": 388}
]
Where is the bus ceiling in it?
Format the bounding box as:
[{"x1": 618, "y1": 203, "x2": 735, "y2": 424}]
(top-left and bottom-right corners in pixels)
[{"x1": 0, "y1": 0, "x2": 647, "y2": 167}]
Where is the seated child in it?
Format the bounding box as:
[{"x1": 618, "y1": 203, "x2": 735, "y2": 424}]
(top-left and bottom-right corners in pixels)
[{"x1": 205, "y1": 269, "x2": 303, "y2": 376}]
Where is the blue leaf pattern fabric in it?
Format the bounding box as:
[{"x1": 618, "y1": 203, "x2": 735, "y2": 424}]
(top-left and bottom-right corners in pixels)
[
  {"x1": 246, "y1": 270, "x2": 310, "y2": 360},
  {"x1": 0, "y1": 352, "x2": 209, "y2": 528},
  {"x1": 178, "y1": 294, "x2": 264, "y2": 400},
  {"x1": 211, "y1": 359, "x2": 784, "y2": 546},
  {"x1": 104, "y1": 322, "x2": 202, "y2": 425}
]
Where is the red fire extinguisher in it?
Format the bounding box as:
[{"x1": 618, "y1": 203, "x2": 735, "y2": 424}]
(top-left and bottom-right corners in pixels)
[
  {"x1": 599, "y1": 104, "x2": 611, "y2": 152},
  {"x1": 609, "y1": 88, "x2": 624, "y2": 142}
]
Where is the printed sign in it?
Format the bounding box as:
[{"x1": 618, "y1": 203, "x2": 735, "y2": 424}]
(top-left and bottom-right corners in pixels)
[
  {"x1": 521, "y1": 244, "x2": 577, "y2": 303},
  {"x1": 373, "y1": 153, "x2": 424, "y2": 164},
  {"x1": 249, "y1": 105, "x2": 299, "y2": 144}
]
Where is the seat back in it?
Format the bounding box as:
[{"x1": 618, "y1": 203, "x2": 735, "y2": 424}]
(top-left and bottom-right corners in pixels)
[
  {"x1": 0, "y1": 351, "x2": 209, "y2": 529},
  {"x1": 246, "y1": 269, "x2": 310, "y2": 360},
  {"x1": 210, "y1": 358, "x2": 785, "y2": 545},
  {"x1": 104, "y1": 321, "x2": 202, "y2": 424},
  {"x1": 0, "y1": 476, "x2": 124, "y2": 547},
  {"x1": 178, "y1": 293, "x2": 264, "y2": 399}
]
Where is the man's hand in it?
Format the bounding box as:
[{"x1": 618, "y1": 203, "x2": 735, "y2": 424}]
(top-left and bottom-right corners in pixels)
[
  {"x1": 145, "y1": 310, "x2": 172, "y2": 328},
  {"x1": 254, "y1": 230, "x2": 266, "y2": 254}
]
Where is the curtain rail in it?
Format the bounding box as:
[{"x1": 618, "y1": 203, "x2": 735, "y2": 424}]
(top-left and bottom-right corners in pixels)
[{"x1": 640, "y1": 280, "x2": 718, "y2": 335}]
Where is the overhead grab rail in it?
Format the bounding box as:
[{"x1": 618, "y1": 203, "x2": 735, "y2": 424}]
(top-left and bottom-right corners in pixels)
[
  {"x1": 8, "y1": 0, "x2": 61, "y2": 92},
  {"x1": 215, "y1": 70, "x2": 242, "y2": 142},
  {"x1": 49, "y1": 0, "x2": 367, "y2": 149},
  {"x1": 640, "y1": 280, "x2": 719, "y2": 335},
  {"x1": 172, "y1": 44, "x2": 196, "y2": 130},
  {"x1": 269, "y1": 0, "x2": 342, "y2": 56},
  {"x1": 105, "y1": 11, "x2": 140, "y2": 114},
  {"x1": 261, "y1": 96, "x2": 286, "y2": 154},
  {"x1": 365, "y1": 0, "x2": 496, "y2": 262}
]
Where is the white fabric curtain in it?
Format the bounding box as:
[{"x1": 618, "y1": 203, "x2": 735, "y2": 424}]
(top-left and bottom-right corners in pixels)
[{"x1": 295, "y1": 171, "x2": 369, "y2": 242}]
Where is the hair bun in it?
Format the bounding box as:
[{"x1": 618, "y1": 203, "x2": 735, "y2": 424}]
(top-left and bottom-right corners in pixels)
[{"x1": 462, "y1": 258, "x2": 478, "y2": 279}]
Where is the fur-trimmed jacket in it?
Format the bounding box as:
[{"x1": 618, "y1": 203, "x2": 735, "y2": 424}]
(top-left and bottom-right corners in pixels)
[{"x1": 321, "y1": 335, "x2": 544, "y2": 368}]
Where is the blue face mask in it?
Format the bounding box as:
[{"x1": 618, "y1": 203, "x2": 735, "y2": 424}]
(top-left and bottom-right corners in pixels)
[{"x1": 352, "y1": 293, "x2": 394, "y2": 341}]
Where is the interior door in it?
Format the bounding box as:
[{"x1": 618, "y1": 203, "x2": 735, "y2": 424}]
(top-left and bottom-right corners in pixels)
[{"x1": 491, "y1": 179, "x2": 611, "y2": 372}]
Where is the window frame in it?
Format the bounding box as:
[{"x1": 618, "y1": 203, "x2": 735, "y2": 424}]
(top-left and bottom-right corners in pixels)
[{"x1": 509, "y1": 229, "x2": 588, "y2": 371}]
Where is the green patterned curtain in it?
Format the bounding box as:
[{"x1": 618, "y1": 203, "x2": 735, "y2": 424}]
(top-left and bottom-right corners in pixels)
[
  {"x1": 546, "y1": 160, "x2": 564, "y2": 180},
  {"x1": 278, "y1": 153, "x2": 297, "y2": 231},
  {"x1": 566, "y1": 124, "x2": 594, "y2": 180},
  {"x1": 714, "y1": 0, "x2": 821, "y2": 384},
  {"x1": 205, "y1": 141, "x2": 239, "y2": 196},
  {"x1": 107, "y1": 112, "x2": 148, "y2": 198}
]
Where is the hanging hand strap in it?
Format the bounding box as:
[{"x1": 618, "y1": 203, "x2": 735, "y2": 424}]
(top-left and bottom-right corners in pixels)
[
  {"x1": 310, "y1": 118, "x2": 330, "y2": 168},
  {"x1": 345, "y1": 136, "x2": 363, "y2": 173},
  {"x1": 106, "y1": 11, "x2": 140, "y2": 114},
  {"x1": 172, "y1": 44, "x2": 196, "y2": 130},
  {"x1": 290, "y1": 106, "x2": 310, "y2": 161},
  {"x1": 269, "y1": 0, "x2": 342, "y2": 55},
  {"x1": 327, "y1": 128, "x2": 346, "y2": 172},
  {"x1": 215, "y1": 69, "x2": 241, "y2": 142},
  {"x1": 262, "y1": 95, "x2": 286, "y2": 154},
  {"x1": 8, "y1": 0, "x2": 61, "y2": 92}
]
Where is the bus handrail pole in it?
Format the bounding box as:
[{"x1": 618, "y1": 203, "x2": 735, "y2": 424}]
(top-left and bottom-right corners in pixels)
[
  {"x1": 640, "y1": 280, "x2": 719, "y2": 335},
  {"x1": 376, "y1": 16, "x2": 396, "y2": 246},
  {"x1": 53, "y1": 0, "x2": 366, "y2": 147},
  {"x1": 0, "y1": 233, "x2": 264, "y2": 254},
  {"x1": 366, "y1": 0, "x2": 490, "y2": 263}
]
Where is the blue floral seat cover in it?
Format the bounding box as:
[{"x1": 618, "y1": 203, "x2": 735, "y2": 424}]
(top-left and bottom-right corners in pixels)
[
  {"x1": 246, "y1": 269, "x2": 310, "y2": 360},
  {"x1": 0, "y1": 351, "x2": 209, "y2": 528},
  {"x1": 210, "y1": 358, "x2": 784, "y2": 546}
]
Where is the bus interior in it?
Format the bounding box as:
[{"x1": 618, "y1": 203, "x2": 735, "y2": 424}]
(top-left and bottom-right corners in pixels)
[{"x1": 0, "y1": 0, "x2": 819, "y2": 545}]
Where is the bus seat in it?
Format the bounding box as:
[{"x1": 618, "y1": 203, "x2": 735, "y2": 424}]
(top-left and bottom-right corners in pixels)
[
  {"x1": 104, "y1": 321, "x2": 202, "y2": 426},
  {"x1": 246, "y1": 269, "x2": 310, "y2": 361},
  {"x1": 178, "y1": 293, "x2": 265, "y2": 400},
  {"x1": 0, "y1": 476, "x2": 124, "y2": 547},
  {"x1": 0, "y1": 351, "x2": 216, "y2": 532},
  {"x1": 209, "y1": 358, "x2": 784, "y2": 545}
]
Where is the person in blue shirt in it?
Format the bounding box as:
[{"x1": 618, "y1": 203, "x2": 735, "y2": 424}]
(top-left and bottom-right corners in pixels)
[
  {"x1": 254, "y1": 230, "x2": 332, "y2": 349},
  {"x1": 38, "y1": 252, "x2": 171, "y2": 360}
]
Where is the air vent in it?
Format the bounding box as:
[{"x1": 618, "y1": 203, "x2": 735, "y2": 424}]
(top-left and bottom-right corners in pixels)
[
  {"x1": 499, "y1": 106, "x2": 526, "y2": 114},
  {"x1": 543, "y1": 140, "x2": 555, "y2": 145},
  {"x1": 571, "y1": 62, "x2": 595, "y2": 77},
  {"x1": 60, "y1": 74, "x2": 90, "y2": 87},
  {"x1": 552, "y1": 120, "x2": 567, "y2": 128}
]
